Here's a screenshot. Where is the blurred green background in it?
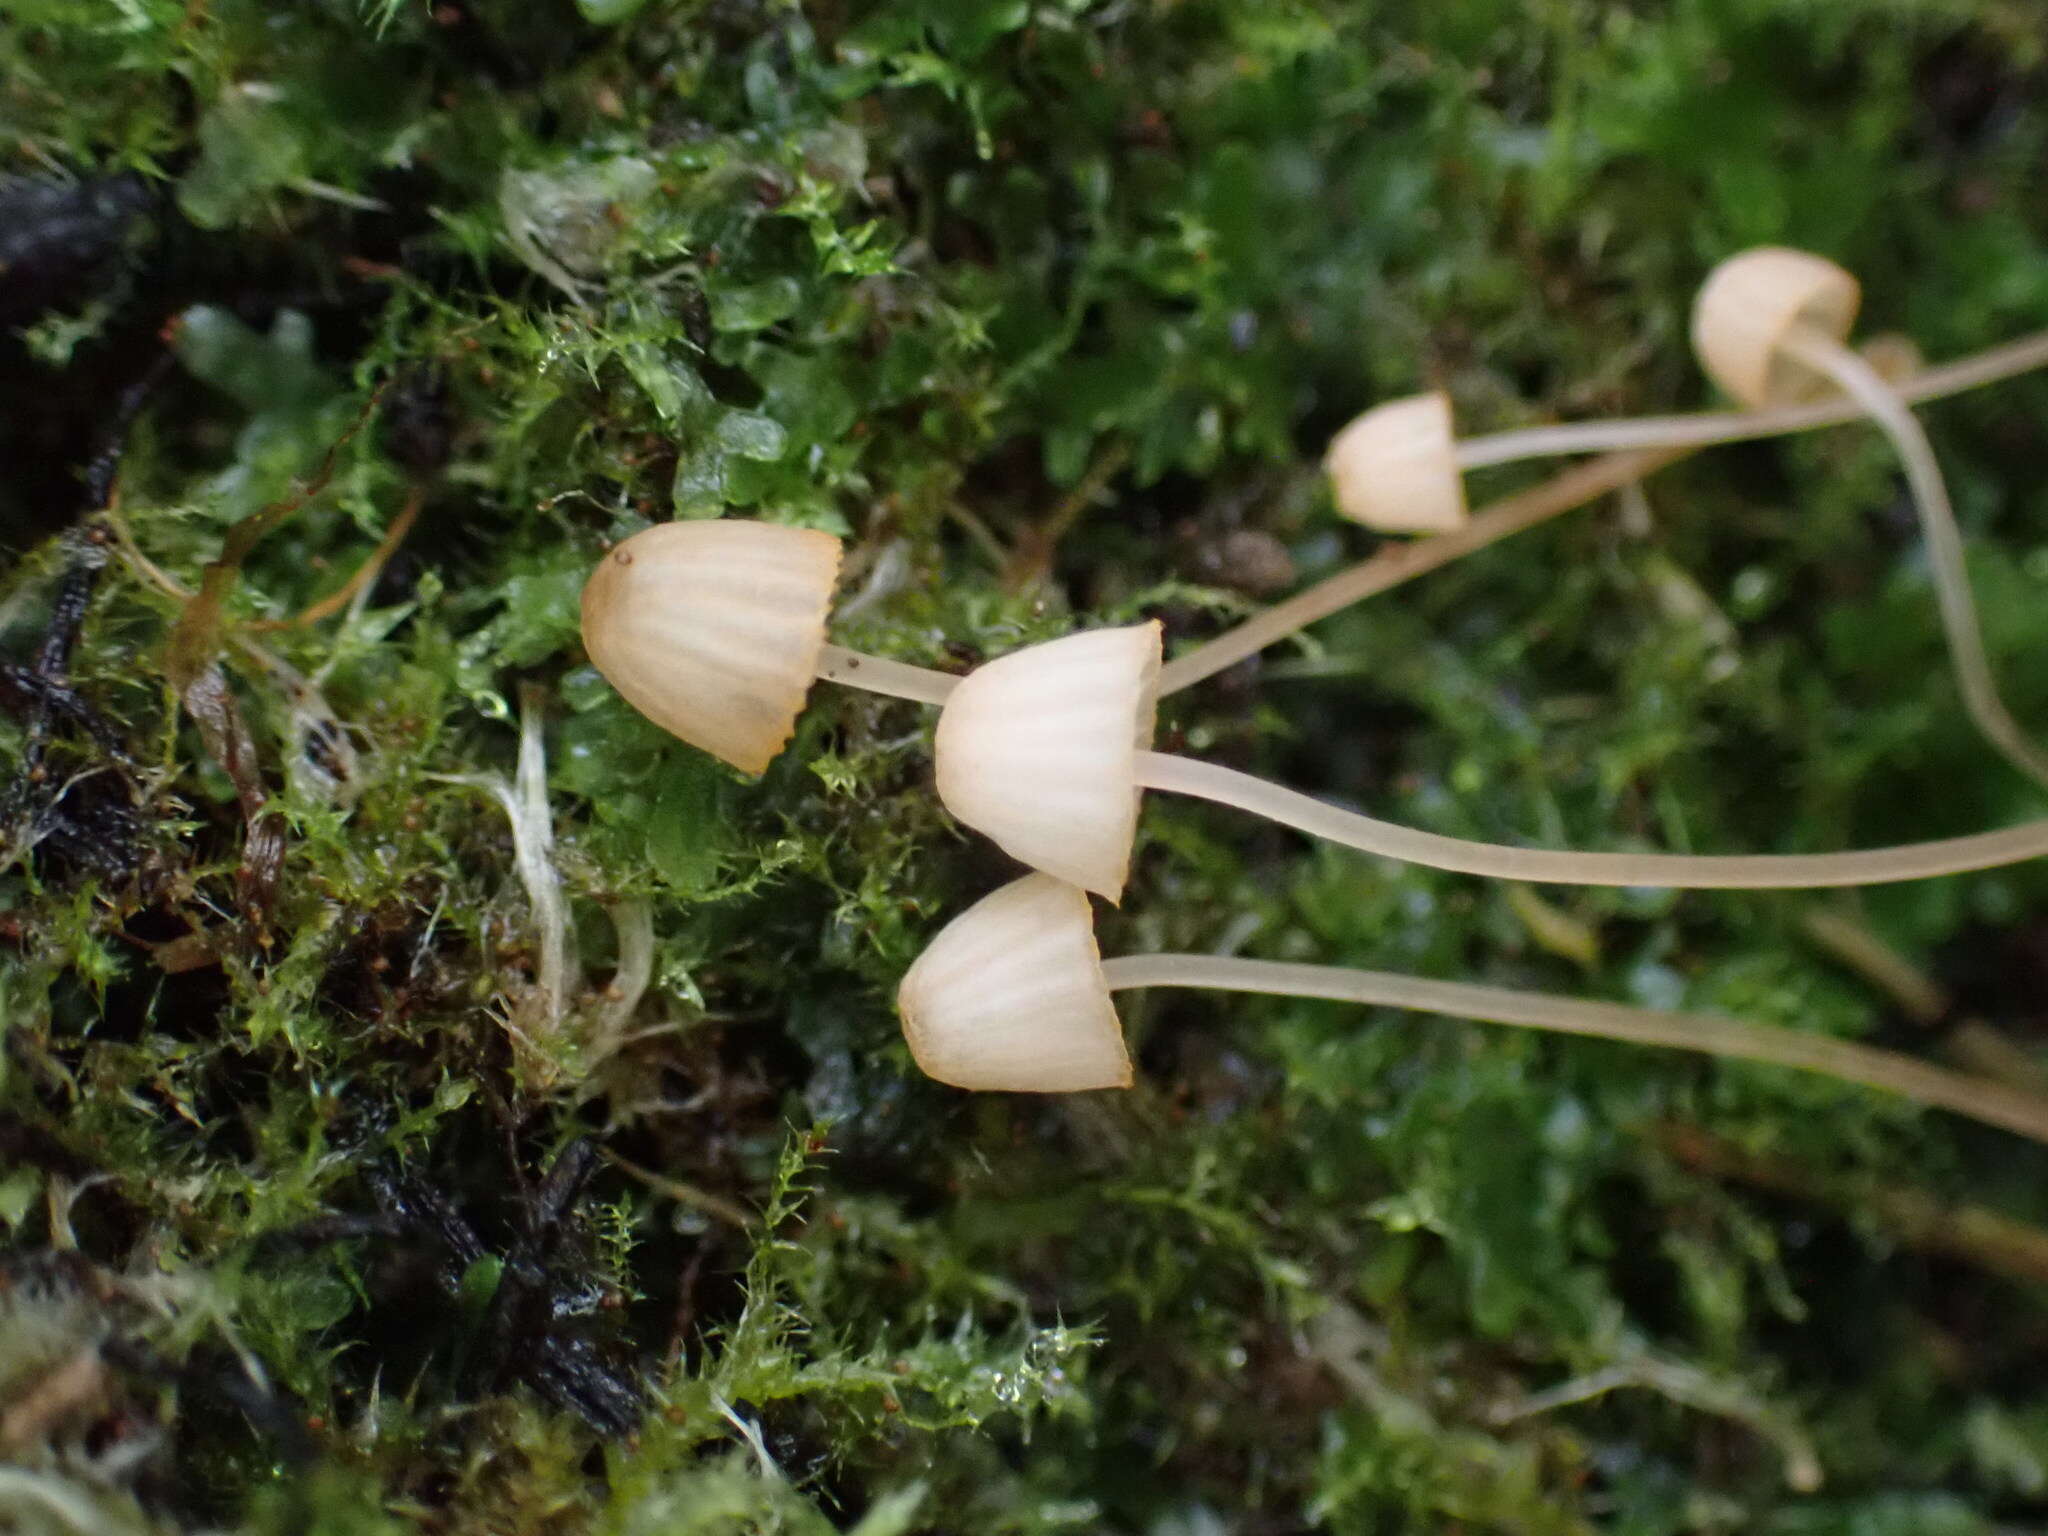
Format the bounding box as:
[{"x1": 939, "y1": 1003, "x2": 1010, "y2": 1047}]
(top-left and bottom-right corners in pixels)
[{"x1": 3, "y1": 1, "x2": 2047, "y2": 1530}]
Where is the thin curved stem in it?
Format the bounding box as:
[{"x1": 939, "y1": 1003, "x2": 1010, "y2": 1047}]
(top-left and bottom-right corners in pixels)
[
  {"x1": 1455, "y1": 418, "x2": 1757, "y2": 467},
  {"x1": 818, "y1": 329, "x2": 2048, "y2": 713},
  {"x1": 245, "y1": 485, "x2": 423, "y2": 631},
  {"x1": 1136, "y1": 750, "x2": 2048, "y2": 888},
  {"x1": 1157, "y1": 448, "x2": 1682, "y2": 693},
  {"x1": 815, "y1": 642, "x2": 959, "y2": 704},
  {"x1": 1452, "y1": 328, "x2": 2048, "y2": 469},
  {"x1": 1159, "y1": 329, "x2": 2048, "y2": 695},
  {"x1": 1098, "y1": 951, "x2": 2048, "y2": 1145},
  {"x1": 1776, "y1": 323, "x2": 2048, "y2": 792}
]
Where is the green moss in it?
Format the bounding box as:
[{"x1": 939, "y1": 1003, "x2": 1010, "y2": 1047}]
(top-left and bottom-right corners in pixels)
[{"x1": 4, "y1": 0, "x2": 2048, "y2": 1530}]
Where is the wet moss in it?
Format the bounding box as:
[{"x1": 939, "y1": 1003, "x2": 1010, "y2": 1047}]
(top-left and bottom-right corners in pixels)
[{"x1": 4, "y1": 1, "x2": 2048, "y2": 1531}]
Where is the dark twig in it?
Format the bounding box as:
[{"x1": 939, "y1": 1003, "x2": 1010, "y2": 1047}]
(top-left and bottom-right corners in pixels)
[
  {"x1": 1, "y1": 528, "x2": 130, "y2": 875},
  {"x1": 80, "y1": 354, "x2": 173, "y2": 514},
  {"x1": 1, "y1": 357, "x2": 167, "y2": 874},
  {"x1": 351, "y1": 1143, "x2": 642, "y2": 1435},
  {"x1": 0, "y1": 665, "x2": 127, "y2": 756},
  {"x1": 101, "y1": 1337, "x2": 316, "y2": 1468}
]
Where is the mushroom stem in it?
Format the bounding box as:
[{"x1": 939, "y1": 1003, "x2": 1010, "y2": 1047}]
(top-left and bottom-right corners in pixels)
[
  {"x1": 1098, "y1": 951, "x2": 2048, "y2": 1145},
  {"x1": 1773, "y1": 322, "x2": 2048, "y2": 791},
  {"x1": 1159, "y1": 448, "x2": 1679, "y2": 694},
  {"x1": 1451, "y1": 327, "x2": 2048, "y2": 468},
  {"x1": 1158, "y1": 328, "x2": 2048, "y2": 695},
  {"x1": 1134, "y1": 749, "x2": 2048, "y2": 888},
  {"x1": 814, "y1": 642, "x2": 959, "y2": 705}
]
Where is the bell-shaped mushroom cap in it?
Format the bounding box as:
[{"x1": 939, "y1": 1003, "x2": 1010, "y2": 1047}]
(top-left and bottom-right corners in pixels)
[
  {"x1": 897, "y1": 874, "x2": 1130, "y2": 1092},
  {"x1": 934, "y1": 623, "x2": 1161, "y2": 902},
  {"x1": 580, "y1": 520, "x2": 842, "y2": 774},
  {"x1": 1691, "y1": 248, "x2": 1861, "y2": 409},
  {"x1": 1324, "y1": 392, "x2": 1467, "y2": 534}
]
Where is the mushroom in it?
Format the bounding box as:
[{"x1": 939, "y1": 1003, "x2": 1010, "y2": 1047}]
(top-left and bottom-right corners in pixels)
[
  {"x1": 896, "y1": 873, "x2": 2048, "y2": 1147},
  {"x1": 896, "y1": 872, "x2": 1131, "y2": 1092},
  {"x1": 1172, "y1": 323, "x2": 2048, "y2": 691},
  {"x1": 580, "y1": 520, "x2": 960, "y2": 773},
  {"x1": 1327, "y1": 280, "x2": 2039, "y2": 524},
  {"x1": 1692, "y1": 247, "x2": 2048, "y2": 790},
  {"x1": 1317, "y1": 252, "x2": 2048, "y2": 788},
  {"x1": 1324, "y1": 256, "x2": 1965, "y2": 534},
  {"x1": 934, "y1": 621, "x2": 2048, "y2": 903},
  {"x1": 1854, "y1": 333, "x2": 1926, "y2": 387},
  {"x1": 583, "y1": 292, "x2": 2048, "y2": 769},
  {"x1": 1323, "y1": 392, "x2": 1467, "y2": 533}
]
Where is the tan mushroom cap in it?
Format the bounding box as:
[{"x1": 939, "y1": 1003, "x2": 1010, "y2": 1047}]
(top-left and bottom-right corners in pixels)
[
  {"x1": 1857, "y1": 332, "x2": 1925, "y2": 386},
  {"x1": 1324, "y1": 391, "x2": 1467, "y2": 534},
  {"x1": 1691, "y1": 248, "x2": 1861, "y2": 409},
  {"x1": 934, "y1": 623, "x2": 1161, "y2": 902},
  {"x1": 580, "y1": 520, "x2": 842, "y2": 774},
  {"x1": 897, "y1": 874, "x2": 1131, "y2": 1092}
]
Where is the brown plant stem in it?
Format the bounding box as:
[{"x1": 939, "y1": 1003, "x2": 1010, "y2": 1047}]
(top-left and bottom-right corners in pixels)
[{"x1": 1660, "y1": 1121, "x2": 2048, "y2": 1288}]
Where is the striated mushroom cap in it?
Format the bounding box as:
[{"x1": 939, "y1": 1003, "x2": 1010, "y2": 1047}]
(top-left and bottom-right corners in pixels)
[
  {"x1": 1692, "y1": 248, "x2": 1861, "y2": 409},
  {"x1": 580, "y1": 520, "x2": 842, "y2": 774},
  {"x1": 934, "y1": 623, "x2": 1161, "y2": 902},
  {"x1": 897, "y1": 874, "x2": 1130, "y2": 1092},
  {"x1": 1324, "y1": 392, "x2": 1467, "y2": 534}
]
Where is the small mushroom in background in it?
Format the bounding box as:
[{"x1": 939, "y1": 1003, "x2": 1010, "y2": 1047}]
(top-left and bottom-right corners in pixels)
[
  {"x1": 895, "y1": 873, "x2": 2048, "y2": 1152},
  {"x1": 1321, "y1": 249, "x2": 1877, "y2": 536},
  {"x1": 1691, "y1": 246, "x2": 1862, "y2": 408},
  {"x1": 1316, "y1": 249, "x2": 2048, "y2": 790},
  {"x1": 1693, "y1": 248, "x2": 2048, "y2": 792},
  {"x1": 1857, "y1": 332, "x2": 1926, "y2": 385},
  {"x1": 1323, "y1": 392, "x2": 1468, "y2": 534},
  {"x1": 930, "y1": 621, "x2": 2048, "y2": 904},
  {"x1": 1164, "y1": 314, "x2": 2048, "y2": 694}
]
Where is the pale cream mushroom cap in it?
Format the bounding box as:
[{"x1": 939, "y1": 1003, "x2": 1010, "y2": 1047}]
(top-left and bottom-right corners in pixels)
[
  {"x1": 1691, "y1": 247, "x2": 1861, "y2": 409},
  {"x1": 897, "y1": 874, "x2": 1131, "y2": 1092},
  {"x1": 934, "y1": 622, "x2": 1161, "y2": 902},
  {"x1": 1324, "y1": 391, "x2": 1467, "y2": 534},
  {"x1": 580, "y1": 520, "x2": 842, "y2": 774}
]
